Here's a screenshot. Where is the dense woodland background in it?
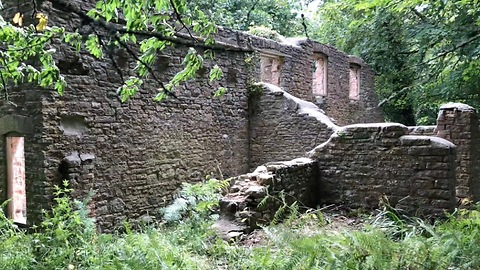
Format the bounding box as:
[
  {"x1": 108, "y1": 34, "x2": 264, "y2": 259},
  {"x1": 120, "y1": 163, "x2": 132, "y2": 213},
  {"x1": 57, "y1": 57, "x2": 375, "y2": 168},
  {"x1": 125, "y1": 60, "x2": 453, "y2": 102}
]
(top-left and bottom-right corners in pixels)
[{"x1": 191, "y1": 0, "x2": 480, "y2": 125}]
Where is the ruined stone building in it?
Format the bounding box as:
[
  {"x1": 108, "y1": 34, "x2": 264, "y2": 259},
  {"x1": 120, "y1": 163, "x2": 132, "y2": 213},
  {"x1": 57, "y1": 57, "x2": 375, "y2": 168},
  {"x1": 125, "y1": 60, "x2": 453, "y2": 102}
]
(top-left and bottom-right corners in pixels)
[{"x1": 2, "y1": 1, "x2": 475, "y2": 231}]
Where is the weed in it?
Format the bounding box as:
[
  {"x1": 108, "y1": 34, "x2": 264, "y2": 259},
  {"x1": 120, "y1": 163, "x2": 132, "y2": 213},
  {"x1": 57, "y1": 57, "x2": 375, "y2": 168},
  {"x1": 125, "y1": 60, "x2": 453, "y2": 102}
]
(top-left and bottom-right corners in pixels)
[{"x1": 1, "y1": 180, "x2": 480, "y2": 269}]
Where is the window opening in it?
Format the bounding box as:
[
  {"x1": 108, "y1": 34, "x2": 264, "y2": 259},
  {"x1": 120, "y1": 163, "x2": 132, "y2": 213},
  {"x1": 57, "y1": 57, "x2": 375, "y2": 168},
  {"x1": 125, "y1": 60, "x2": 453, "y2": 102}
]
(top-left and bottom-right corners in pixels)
[
  {"x1": 6, "y1": 136, "x2": 27, "y2": 224},
  {"x1": 312, "y1": 54, "x2": 327, "y2": 96},
  {"x1": 349, "y1": 64, "x2": 361, "y2": 100},
  {"x1": 260, "y1": 55, "x2": 283, "y2": 86}
]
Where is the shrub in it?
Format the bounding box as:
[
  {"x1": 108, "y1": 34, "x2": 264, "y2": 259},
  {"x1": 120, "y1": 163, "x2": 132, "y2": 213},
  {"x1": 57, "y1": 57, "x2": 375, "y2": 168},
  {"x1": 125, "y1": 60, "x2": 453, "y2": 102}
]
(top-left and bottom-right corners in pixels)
[
  {"x1": 247, "y1": 26, "x2": 283, "y2": 42},
  {"x1": 2, "y1": 180, "x2": 480, "y2": 269}
]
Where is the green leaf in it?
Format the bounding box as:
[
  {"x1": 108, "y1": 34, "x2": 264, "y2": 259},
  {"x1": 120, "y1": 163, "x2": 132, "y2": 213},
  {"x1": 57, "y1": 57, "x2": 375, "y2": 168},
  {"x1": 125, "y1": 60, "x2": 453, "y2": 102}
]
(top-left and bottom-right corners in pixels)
[
  {"x1": 214, "y1": 87, "x2": 227, "y2": 98},
  {"x1": 209, "y1": 65, "x2": 223, "y2": 82}
]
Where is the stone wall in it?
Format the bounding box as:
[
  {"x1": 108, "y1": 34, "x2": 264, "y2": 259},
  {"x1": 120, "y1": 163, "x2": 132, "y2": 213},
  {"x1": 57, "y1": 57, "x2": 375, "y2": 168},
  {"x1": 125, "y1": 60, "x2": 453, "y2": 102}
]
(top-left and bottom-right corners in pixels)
[
  {"x1": 220, "y1": 122, "x2": 457, "y2": 227},
  {"x1": 308, "y1": 123, "x2": 457, "y2": 216},
  {"x1": 0, "y1": 0, "x2": 384, "y2": 228},
  {"x1": 0, "y1": 91, "x2": 48, "y2": 224},
  {"x1": 436, "y1": 103, "x2": 480, "y2": 201},
  {"x1": 220, "y1": 158, "x2": 318, "y2": 232},
  {"x1": 40, "y1": 49, "x2": 252, "y2": 230},
  {"x1": 408, "y1": 125, "x2": 436, "y2": 136},
  {"x1": 1, "y1": 0, "x2": 251, "y2": 229},
  {"x1": 248, "y1": 83, "x2": 337, "y2": 168},
  {"x1": 215, "y1": 29, "x2": 384, "y2": 125},
  {"x1": 311, "y1": 44, "x2": 383, "y2": 125}
]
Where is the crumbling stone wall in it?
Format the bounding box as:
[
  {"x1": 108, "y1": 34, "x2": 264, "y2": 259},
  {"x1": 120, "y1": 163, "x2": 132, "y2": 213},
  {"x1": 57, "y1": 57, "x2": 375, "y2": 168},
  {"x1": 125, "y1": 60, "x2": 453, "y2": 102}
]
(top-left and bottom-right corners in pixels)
[
  {"x1": 1, "y1": 0, "x2": 383, "y2": 229},
  {"x1": 248, "y1": 83, "x2": 337, "y2": 168},
  {"x1": 220, "y1": 122, "x2": 457, "y2": 226},
  {"x1": 311, "y1": 44, "x2": 383, "y2": 125},
  {"x1": 39, "y1": 50, "x2": 252, "y2": 229},
  {"x1": 215, "y1": 29, "x2": 384, "y2": 125},
  {"x1": 220, "y1": 158, "x2": 318, "y2": 233},
  {"x1": 1, "y1": 1, "x2": 252, "y2": 229},
  {"x1": 308, "y1": 123, "x2": 457, "y2": 216},
  {"x1": 216, "y1": 28, "x2": 314, "y2": 101},
  {"x1": 436, "y1": 103, "x2": 480, "y2": 200},
  {"x1": 408, "y1": 125, "x2": 436, "y2": 136}
]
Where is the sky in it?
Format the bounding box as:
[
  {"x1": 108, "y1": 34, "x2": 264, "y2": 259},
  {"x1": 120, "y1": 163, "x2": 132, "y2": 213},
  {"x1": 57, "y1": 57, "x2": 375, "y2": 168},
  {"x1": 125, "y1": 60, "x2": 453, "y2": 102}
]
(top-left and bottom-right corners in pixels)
[{"x1": 304, "y1": 0, "x2": 322, "y2": 19}]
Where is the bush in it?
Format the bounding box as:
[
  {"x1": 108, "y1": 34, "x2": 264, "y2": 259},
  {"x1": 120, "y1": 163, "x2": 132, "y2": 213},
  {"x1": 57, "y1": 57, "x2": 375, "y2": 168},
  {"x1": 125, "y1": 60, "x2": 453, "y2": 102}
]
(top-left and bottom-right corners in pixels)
[
  {"x1": 2, "y1": 180, "x2": 480, "y2": 269},
  {"x1": 247, "y1": 26, "x2": 283, "y2": 42}
]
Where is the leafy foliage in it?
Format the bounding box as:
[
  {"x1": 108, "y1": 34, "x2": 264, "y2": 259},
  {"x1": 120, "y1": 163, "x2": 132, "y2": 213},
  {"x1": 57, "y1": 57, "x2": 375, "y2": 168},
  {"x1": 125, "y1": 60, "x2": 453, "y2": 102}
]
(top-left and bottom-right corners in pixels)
[
  {"x1": 3, "y1": 180, "x2": 480, "y2": 269},
  {"x1": 0, "y1": 0, "x2": 229, "y2": 102},
  {"x1": 247, "y1": 26, "x2": 283, "y2": 42},
  {"x1": 312, "y1": 0, "x2": 480, "y2": 124},
  {"x1": 161, "y1": 178, "x2": 228, "y2": 223},
  {"x1": 188, "y1": 0, "x2": 304, "y2": 37},
  {"x1": 0, "y1": 11, "x2": 67, "y2": 97}
]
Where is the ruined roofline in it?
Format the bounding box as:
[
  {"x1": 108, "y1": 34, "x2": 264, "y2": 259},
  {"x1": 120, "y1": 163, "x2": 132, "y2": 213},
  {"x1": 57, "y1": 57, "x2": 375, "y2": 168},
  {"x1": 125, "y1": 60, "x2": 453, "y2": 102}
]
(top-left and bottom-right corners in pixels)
[{"x1": 215, "y1": 26, "x2": 370, "y2": 67}]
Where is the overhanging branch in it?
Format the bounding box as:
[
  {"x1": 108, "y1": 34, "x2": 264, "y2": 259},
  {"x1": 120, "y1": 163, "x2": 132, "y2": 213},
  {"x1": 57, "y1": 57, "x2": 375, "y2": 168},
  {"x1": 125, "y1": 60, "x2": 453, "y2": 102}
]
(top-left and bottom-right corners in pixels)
[
  {"x1": 423, "y1": 33, "x2": 480, "y2": 65},
  {"x1": 49, "y1": 0, "x2": 253, "y2": 53},
  {"x1": 113, "y1": 35, "x2": 176, "y2": 98}
]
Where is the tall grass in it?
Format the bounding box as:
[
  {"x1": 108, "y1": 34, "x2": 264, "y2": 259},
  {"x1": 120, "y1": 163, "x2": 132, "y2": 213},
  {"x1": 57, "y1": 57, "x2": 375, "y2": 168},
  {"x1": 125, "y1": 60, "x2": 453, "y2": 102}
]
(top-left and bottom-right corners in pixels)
[{"x1": 2, "y1": 180, "x2": 480, "y2": 269}]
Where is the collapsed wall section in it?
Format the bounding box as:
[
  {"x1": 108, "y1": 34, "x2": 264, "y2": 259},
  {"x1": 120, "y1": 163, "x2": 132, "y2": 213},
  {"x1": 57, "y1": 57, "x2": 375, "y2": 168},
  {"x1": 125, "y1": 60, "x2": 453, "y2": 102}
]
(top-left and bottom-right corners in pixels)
[
  {"x1": 248, "y1": 83, "x2": 337, "y2": 168},
  {"x1": 408, "y1": 125, "x2": 436, "y2": 136},
  {"x1": 219, "y1": 158, "x2": 318, "y2": 234},
  {"x1": 308, "y1": 123, "x2": 456, "y2": 216}
]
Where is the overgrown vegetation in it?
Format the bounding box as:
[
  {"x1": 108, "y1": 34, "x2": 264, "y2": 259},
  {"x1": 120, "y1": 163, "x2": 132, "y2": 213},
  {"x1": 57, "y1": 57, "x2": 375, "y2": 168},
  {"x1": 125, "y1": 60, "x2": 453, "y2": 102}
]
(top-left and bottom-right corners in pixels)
[
  {"x1": 247, "y1": 26, "x2": 283, "y2": 42},
  {"x1": 0, "y1": 0, "x2": 229, "y2": 102},
  {"x1": 187, "y1": 0, "x2": 304, "y2": 37},
  {"x1": 312, "y1": 0, "x2": 480, "y2": 124},
  {"x1": 2, "y1": 180, "x2": 480, "y2": 269}
]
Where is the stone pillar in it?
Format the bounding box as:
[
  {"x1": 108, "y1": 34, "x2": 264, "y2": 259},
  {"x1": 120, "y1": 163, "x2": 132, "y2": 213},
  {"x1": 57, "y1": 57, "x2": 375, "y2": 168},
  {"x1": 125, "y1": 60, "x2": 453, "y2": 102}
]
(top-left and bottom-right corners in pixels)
[{"x1": 436, "y1": 103, "x2": 480, "y2": 200}]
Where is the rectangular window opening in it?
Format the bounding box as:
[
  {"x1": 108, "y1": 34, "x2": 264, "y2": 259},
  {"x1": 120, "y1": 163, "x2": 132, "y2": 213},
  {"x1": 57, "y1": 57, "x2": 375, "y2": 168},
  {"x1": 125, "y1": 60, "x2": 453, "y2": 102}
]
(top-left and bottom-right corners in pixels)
[
  {"x1": 349, "y1": 64, "x2": 361, "y2": 100},
  {"x1": 6, "y1": 136, "x2": 27, "y2": 224},
  {"x1": 260, "y1": 54, "x2": 283, "y2": 86},
  {"x1": 312, "y1": 54, "x2": 328, "y2": 96}
]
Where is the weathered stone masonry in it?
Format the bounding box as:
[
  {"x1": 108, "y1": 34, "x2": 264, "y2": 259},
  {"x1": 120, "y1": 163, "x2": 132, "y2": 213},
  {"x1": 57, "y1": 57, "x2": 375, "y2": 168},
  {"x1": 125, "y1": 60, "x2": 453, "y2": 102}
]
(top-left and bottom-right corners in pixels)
[
  {"x1": 436, "y1": 103, "x2": 480, "y2": 201},
  {"x1": 216, "y1": 27, "x2": 384, "y2": 125},
  {"x1": 308, "y1": 123, "x2": 456, "y2": 217},
  {"x1": 0, "y1": 0, "x2": 383, "y2": 229},
  {"x1": 248, "y1": 84, "x2": 338, "y2": 168},
  {"x1": 3, "y1": 0, "x2": 477, "y2": 232},
  {"x1": 221, "y1": 103, "x2": 480, "y2": 233}
]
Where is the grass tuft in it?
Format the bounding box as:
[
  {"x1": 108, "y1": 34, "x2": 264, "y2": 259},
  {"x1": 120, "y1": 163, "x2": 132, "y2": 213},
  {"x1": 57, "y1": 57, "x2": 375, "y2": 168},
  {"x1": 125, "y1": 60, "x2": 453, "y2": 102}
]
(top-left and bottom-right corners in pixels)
[{"x1": 2, "y1": 181, "x2": 480, "y2": 269}]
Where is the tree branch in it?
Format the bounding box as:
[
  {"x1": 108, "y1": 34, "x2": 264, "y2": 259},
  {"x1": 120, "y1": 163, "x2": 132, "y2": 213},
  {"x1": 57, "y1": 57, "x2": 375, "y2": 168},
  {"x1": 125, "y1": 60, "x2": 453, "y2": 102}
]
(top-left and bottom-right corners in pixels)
[
  {"x1": 49, "y1": 0, "x2": 253, "y2": 53},
  {"x1": 411, "y1": 8, "x2": 428, "y2": 23},
  {"x1": 301, "y1": 14, "x2": 309, "y2": 39},
  {"x1": 31, "y1": 0, "x2": 38, "y2": 18},
  {"x1": 113, "y1": 35, "x2": 176, "y2": 98},
  {"x1": 96, "y1": 32, "x2": 125, "y2": 84},
  {"x1": 398, "y1": 49, "x2": 419, "y2": 55},
  {"x1": 169, "y1": 0, "x2": 197, "y2": 42},
  {"x1": 377, "y1": 86, "x2": 411, "y2": 108},
  {"x1": 245, "y1": 0, "x2": 260, "y2": 28},
  {"x1": 423, "y1": 33, "x2": 480, "y2": 65}
]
